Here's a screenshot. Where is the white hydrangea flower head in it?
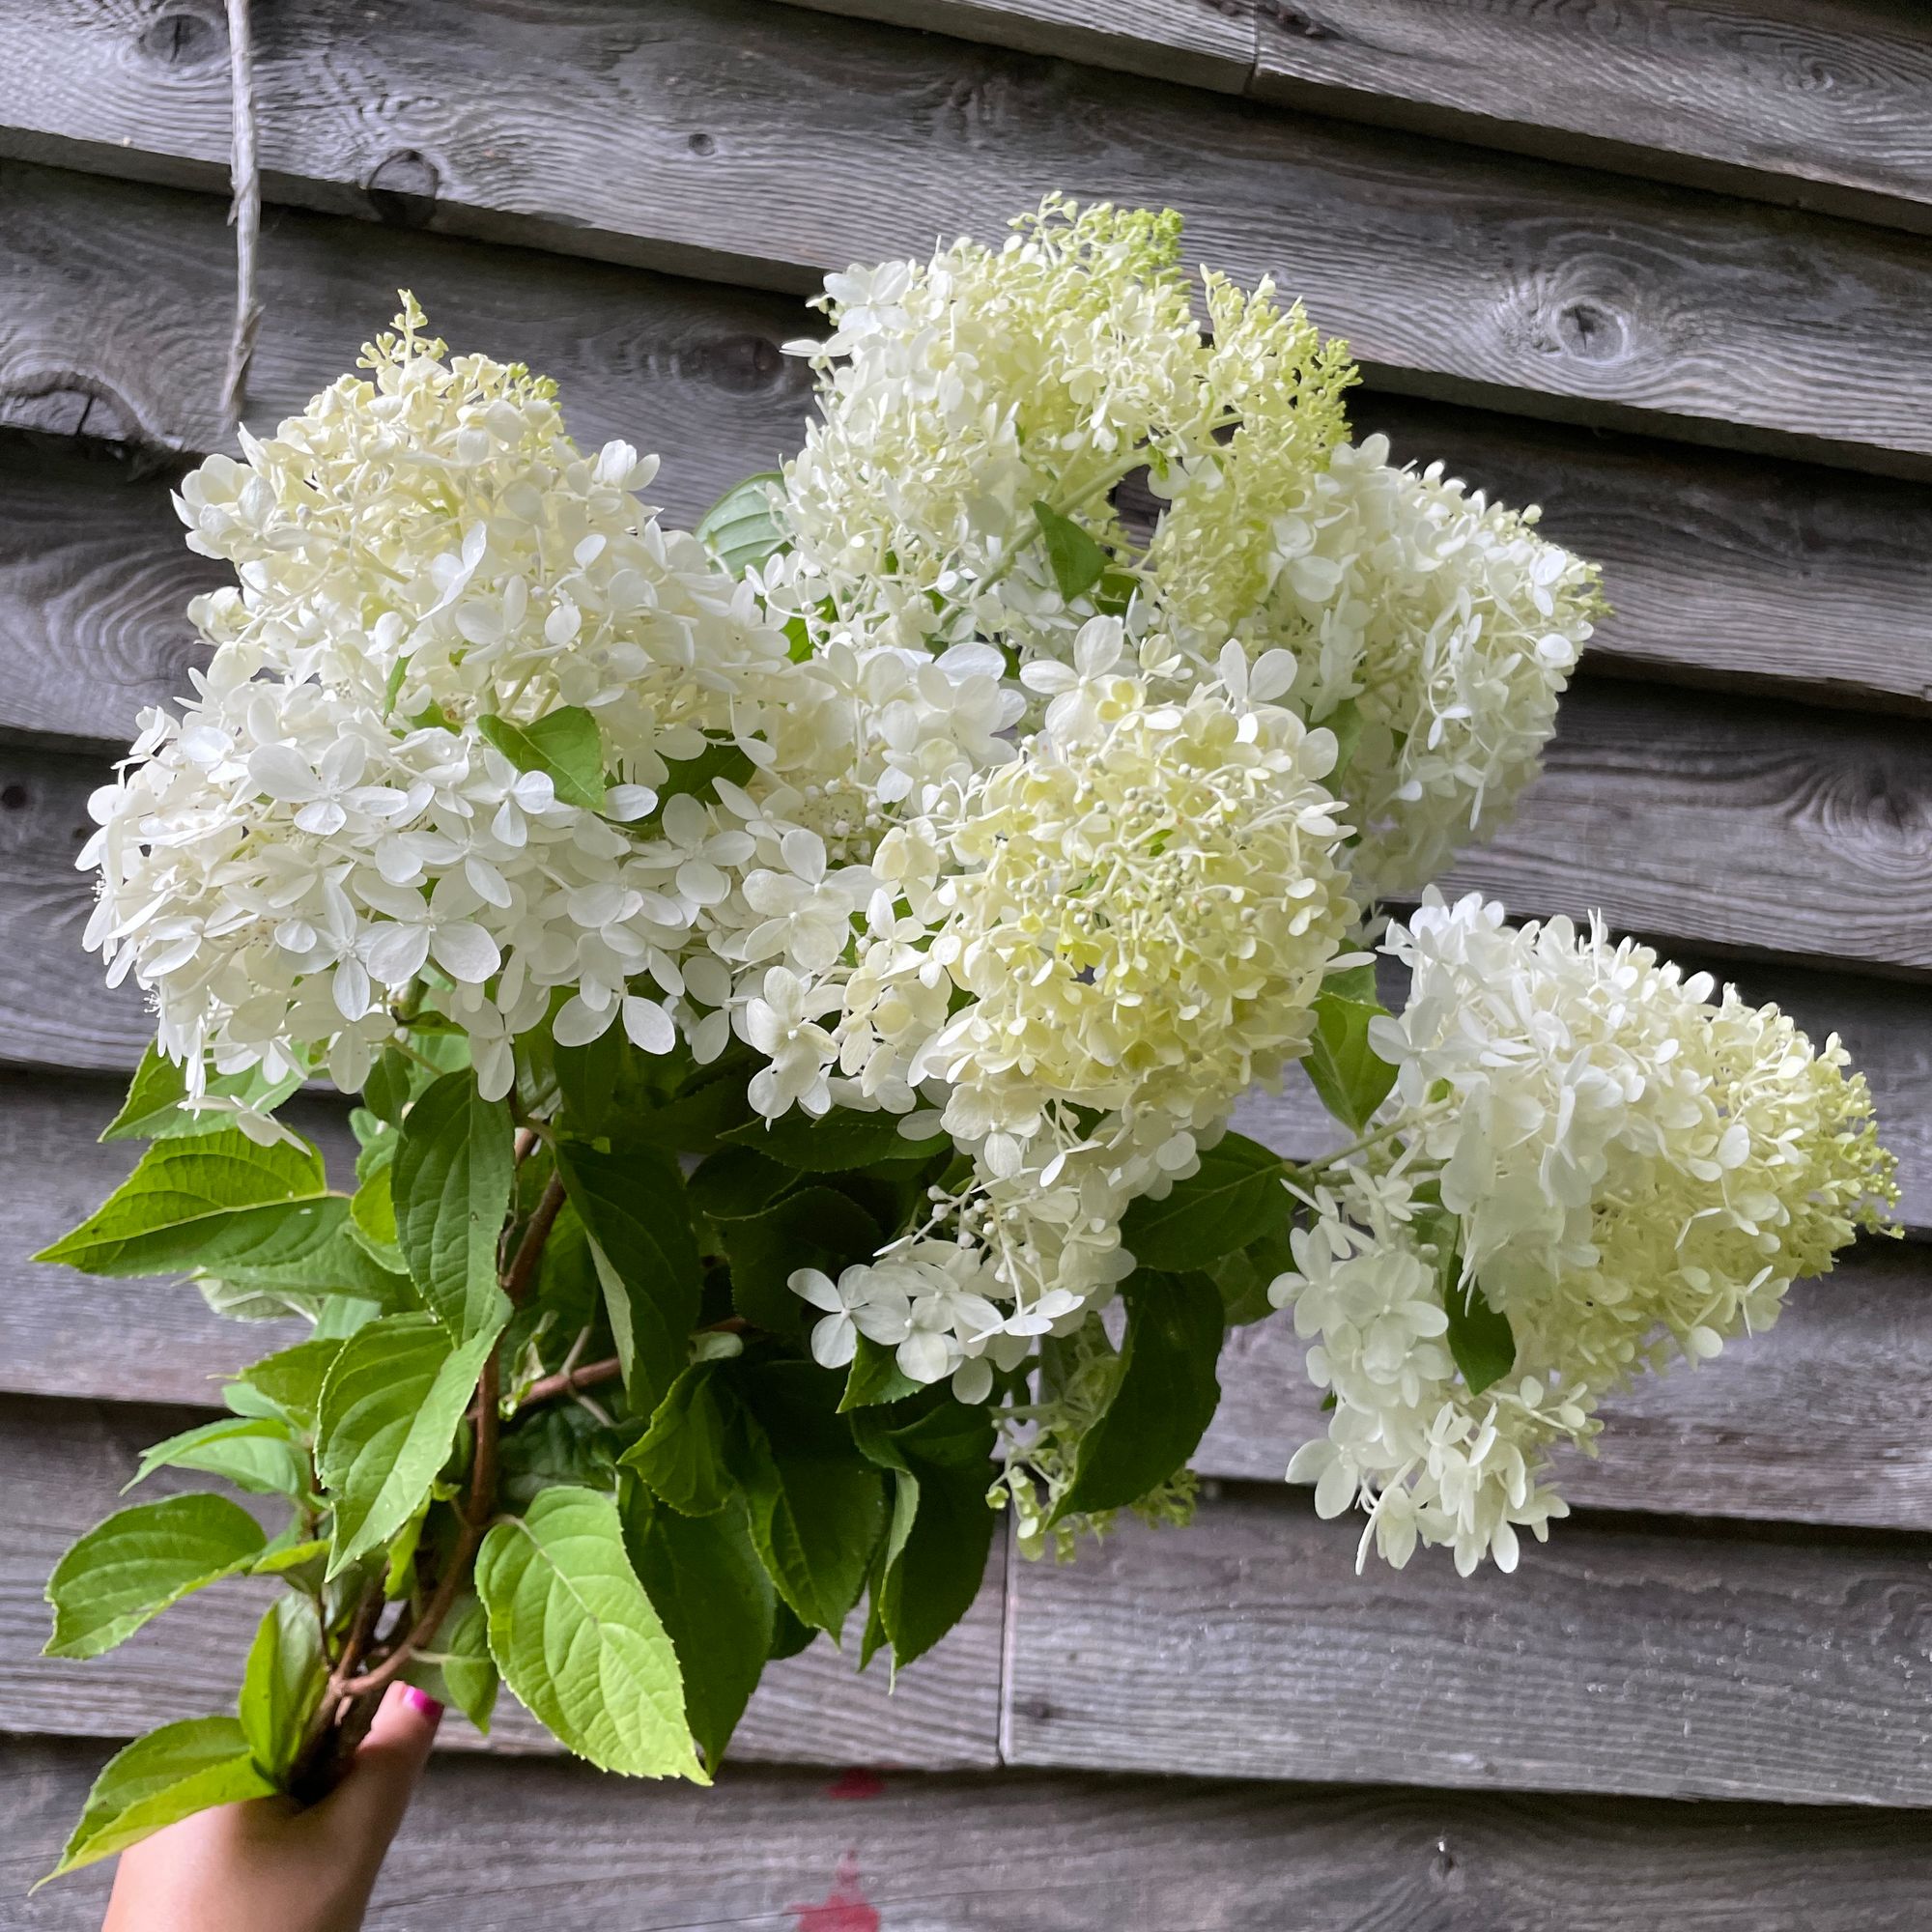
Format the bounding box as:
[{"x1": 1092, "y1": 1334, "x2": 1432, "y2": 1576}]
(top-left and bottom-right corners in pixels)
[
  {"x1": 1274, "y1": 893, "x2": 1897, "y2": 1575},
  {"x1": 776, "y1": 196, "x2": 1210, "y2": 661},
  {"x1": 1147, "y1": 434, "x2": 1605, "y2": 901},
  {"x1": 913, "y1": 645, "x2": 1355, "y2": 1144},
  {"x1": 767, "y1": 638, "x2": 1351, "y2": 1381},
  {"x1": 83, "y1": 297, "x2": 810, "y2": 1101}
]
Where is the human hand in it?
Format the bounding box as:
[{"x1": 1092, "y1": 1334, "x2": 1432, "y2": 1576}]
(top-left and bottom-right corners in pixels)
[{"x1": 99, "y1": 1684, "x2": 441, "y2": 1932}]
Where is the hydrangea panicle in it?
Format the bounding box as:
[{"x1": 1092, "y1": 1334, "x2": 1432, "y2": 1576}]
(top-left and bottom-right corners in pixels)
[{"x1": 1272, "y1": 892, "x2": 1897, "y2": 1575}]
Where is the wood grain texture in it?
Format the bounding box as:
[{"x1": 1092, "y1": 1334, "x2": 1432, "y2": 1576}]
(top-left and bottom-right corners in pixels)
[
  {"x1": 779, "y1": 0, "x2": 1257, "y2": 90},
  {"x1": 3, "y1": 2, "x2": 1932, "y2": 472},
  {"x1": 13, "y1": 1746, "x2": 1932, "y2": 1932},
  {"x1": 0, "y1": 434, "x2": 222, "y2": 750},
  {"x1": 1202, "y1": 1238, "x2": 1932, "y2": 1531},
  {"x1": 0, "y1": 1393, "x2": 1004, "y2": 1770},
  {"x1": 1004, "y1": 1490, "x2": 1932, "y2": 1804},
  {"x1": 1444, "y1": 679, "x2": 1932, "y2": 978},
  {"x1": 12, "y1": 386, "x2": 1932, "y2": 759},
  {"x1": 1254, "y1": 0, "x2": 1932, "y2": 236},
  {"x1": 0, "y1": 158, "x2": 814, "y2": 495}
]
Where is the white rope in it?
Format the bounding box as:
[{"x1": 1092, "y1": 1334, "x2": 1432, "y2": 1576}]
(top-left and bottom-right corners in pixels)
[{"x1": 221, "y1": 0, "x2": 261, "y2": 431}]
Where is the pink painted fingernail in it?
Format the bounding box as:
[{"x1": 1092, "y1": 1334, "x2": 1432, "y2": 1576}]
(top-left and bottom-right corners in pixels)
[{"x1": 399, "y1": 1685, "x2": 444, "y2": 1722}]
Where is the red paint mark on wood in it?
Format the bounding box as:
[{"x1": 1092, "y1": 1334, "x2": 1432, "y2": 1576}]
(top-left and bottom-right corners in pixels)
[
  {"x1": 826, "y1": 1768, "x2": 885, "y2": 1800},
  {"x1": 790, "y1": 1851, "x2": 880, "y2": 1931}
]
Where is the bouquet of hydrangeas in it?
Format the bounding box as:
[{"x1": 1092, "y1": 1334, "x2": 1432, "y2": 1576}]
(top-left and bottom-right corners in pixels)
[{"x1": 36, "y1": 200, "x2": 1894, "y2": 1877}]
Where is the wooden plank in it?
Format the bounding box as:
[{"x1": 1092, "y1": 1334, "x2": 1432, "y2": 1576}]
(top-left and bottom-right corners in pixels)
[
  {"x1": 0, "y1": 1393, "x2": 1004, "y2": 1770},
  {"x1": 1442, "y1": 679, "x2": 1932, "y2": 978},
  {"x1": 1004, "y1": 1491, "x2": 1932, "y2": 1804},
  {"x1": 1253, "y1": 0, "x2": 1932, "y2": 238},
  {"x1": 12, "y1": 1745, "x2": 1932, "y2": 1932},
  {"x1": 12, "y1": 405, "x2": 1932, "y2": 763},
  {"x1": 1201, "y1": 1237, "x2": 1932, "y2": 1532},
  {"x1": 778, "y1": 0, "x2": 1256, "y2": 91},
  {"x1": 6, "y1": 165, "x2": 1931, "y2": 730},
  {"x1": 0, "y1": 436, "x2": 221, "y2": 752},
  {"x1": 0, "y1": 159, "x2": 813, "y2": 497},
  {"x1": 2, "y1": 5, "x2": 1931, "y2": 474}
]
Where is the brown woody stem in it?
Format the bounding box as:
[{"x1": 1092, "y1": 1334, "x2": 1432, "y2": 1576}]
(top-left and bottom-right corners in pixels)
[
  {"x1": 515, "y1": 1353, "x2": 623, "y2": 1409},
  {"x1": 502, "y1": 1174, "x2": 567, "y2": 1307},
  {"x1": 287, "y1": 1165, "x2": 567, "y2": 1797}
]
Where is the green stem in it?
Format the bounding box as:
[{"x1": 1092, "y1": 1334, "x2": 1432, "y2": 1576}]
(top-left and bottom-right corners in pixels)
[{"x1": 1285, "y1": 1098, "x2": 1454, "y2": 1186}]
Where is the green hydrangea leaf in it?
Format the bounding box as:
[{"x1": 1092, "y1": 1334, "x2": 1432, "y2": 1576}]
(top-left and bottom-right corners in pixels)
[
  {"x1": 1304, "y1": 986, "x2": 1398, "y2": 1134},
  {"x1": 99, "y1": 1045, "x2": 302, "y2": 1144},
  {"x1": 1430, "y1": 1212, "x2": 1516, "y2": 1398},
  {"x1": 1120, "y1": 1132, "x2": 1287, "y2": 1270},
  {"x1": 37, "y1": 1128, "x2": 330, "y2": 1277},
  {"x1": 729, "y1": 1362, "x2": 887, "y2": 1633},
  {"x1": 621, "y1": 1365, "x2": 733, "y2": 1517},
  {"x1": 347, "y1": 1163, "x2": 406, "y2": 1274},
  {"x1": 1321, "y1": 696, "x2": 1365, "y2": 782},
  {"x1": 766, "y1": 1600, "x2": 815, "y2": 1662},
  {"x1": 653, "y1": 741, "x2": 759, "y2": 814},
  {"x1": 496, "y1": 1401, "x2": 621, "y2": 1509},
  {"x1": 554, "y1": 1021, "x2": 628, "y2": 1137},
  {"x1": 625, "y1": 1490, "x2": 773, "y2": 1772},
  {"x1": 127, "y1": 1416, "x2": 307, "y2": 1500},
  {"x1": 391, "y1": 1071, "x2": 513, "y2": 1344},
  {"x1": 555, "y1": 1138, "x2": 701, "y2": 1408},
  {"x1": 239, "y1": 1594, "x2": 327, "y2": 1782},
  {"x1": 838, "y1": 1333, "x2": 921, "y2": 1412},
  {"x1": 406, "y1": 1590, "x2": 497, "y2": 1735},
  {"x1": 476, "y1": 1486, "x2": 705, "y2": 1780},
  {"x1": 252, "y1": 1537, "x2": 329, "y2": 1578},
  {"x1": 42, "y1": 1718, "x2": 276, "y2": 1883},
  {"x1": 198, "y1": 1197, "x2": 412, "y2": 1308},
  {"x1": 1053, "y1": 1270, "x2": 1223, "y2": 1522},
  {"x1": 1209, "y1": 1225, "x2": 1295, "y2": 1328},
  {"x1": 852, "y1": 1402, "x2": 995, "y2": 1670},
  {"x1": 696, "y1": 471, "x2": 788, "y2": 580},
  {"x1": 45, "y1": 1494, "x2": 267, "y2": 1660},
  {"x1": 722, "y1": 1105, "x2": 945, "y2": 1172},
  {"x1": 687, "y1": 1144, "x2": 793, "y2": 1222},
  {"x1": 224, "y1": 1337, "x2": 347, "y2": 1435},
  {"x1": 724, "y1": 1187, "x2": 879, "y2": 1339},
  {"x1": 477, "y1": 705, "x2": 607, "y2": 813},
  {"x1": 316, "y1": 1312, "x2": 501, "y2": 1577},
  {"x1": 1033, "y1": 499, "x2": 1109, "y2": 603},
  {"x1": 623, "y1": 1065, "x2": 754, "y2": 1155},
  {"x1": 360, "y1": 1047, "x2": 412, "y2": 1129}
]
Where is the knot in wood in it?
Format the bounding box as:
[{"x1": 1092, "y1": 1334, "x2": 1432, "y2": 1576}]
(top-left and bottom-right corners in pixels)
[
  {"x1": 1263, "y1": 3, "x2": 1334, "y2": 39},
  {"x1": 365, "y1": 149, "x2": 441, "y2": 227},
  {"x1": 1556, "y1": 299, "x2": 1627, "y2": 365},
  {"x1": 134, "y1": 8, "x2": 227, "y2": 70},
  {"x1": 681, "y1": 333, "x2": 795, "y2": 397}
]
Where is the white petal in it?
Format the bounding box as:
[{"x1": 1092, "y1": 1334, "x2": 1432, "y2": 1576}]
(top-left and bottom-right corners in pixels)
[
  {"x1": 789, "y1": 1268, "x2": 842, "y2": 1313},
  {"x1": 895, "y1": 1328, "x2": 952, "y2": 1384},
  {"x1": 622, "y1": 994, "x2": 676, "y2": 1056},
  {"x1": 365, "y1": 921, "x2": 432, "y2": 987},
  {"x1": 810, "y1": 1313, "x2": 858, "y2": 1369},
  {"x1": 428, "y1": 921, "x2": 502, "y2": 985},
  {"x1": 554, "y1": 994, "x2": 617, "y2": 1048}
]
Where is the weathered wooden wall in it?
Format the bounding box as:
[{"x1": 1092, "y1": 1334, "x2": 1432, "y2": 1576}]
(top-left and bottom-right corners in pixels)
[{"x1": 1, "y1": 1, "x2": 1928, "y2": 1923}]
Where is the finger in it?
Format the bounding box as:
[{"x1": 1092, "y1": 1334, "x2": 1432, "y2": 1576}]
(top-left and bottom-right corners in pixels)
[{"x1": 317, "y1": 1683, "x2": 442, "y2": 1856}]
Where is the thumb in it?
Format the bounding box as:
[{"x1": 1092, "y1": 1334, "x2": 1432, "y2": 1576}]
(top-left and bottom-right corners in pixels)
[{"x1": 317, "y1": 1683, "x2": 441, "y2": 1855}]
